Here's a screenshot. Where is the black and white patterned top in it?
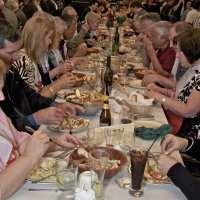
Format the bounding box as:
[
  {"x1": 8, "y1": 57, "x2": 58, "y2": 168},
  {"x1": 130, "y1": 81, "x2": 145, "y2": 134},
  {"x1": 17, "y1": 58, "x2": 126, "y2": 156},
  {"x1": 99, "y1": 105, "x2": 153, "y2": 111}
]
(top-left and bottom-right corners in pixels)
[
  {"x1": 177, "y1": 68, "x2": 200, "y2": 138},
  {"x1": 12, "y1": 50, "x2": 42, "y2": 92}
]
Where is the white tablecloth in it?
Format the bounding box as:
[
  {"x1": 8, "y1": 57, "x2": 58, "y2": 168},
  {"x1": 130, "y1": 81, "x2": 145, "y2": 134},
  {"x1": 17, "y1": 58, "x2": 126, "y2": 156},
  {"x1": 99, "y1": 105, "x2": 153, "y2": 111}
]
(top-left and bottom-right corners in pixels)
[{"x1": 9, "y1": 96, "x2": 187, "y2": 200}]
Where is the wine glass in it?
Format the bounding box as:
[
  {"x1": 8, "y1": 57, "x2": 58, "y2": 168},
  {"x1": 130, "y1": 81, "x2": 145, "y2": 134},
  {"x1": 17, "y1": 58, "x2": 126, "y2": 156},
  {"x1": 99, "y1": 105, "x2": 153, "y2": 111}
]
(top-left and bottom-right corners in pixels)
[
  {"x1": 120, "y1": 131, "x2": 135, "y2": 154},
  {"x1": 119, "y1": 73, "x2": 129, "y2": 93}
]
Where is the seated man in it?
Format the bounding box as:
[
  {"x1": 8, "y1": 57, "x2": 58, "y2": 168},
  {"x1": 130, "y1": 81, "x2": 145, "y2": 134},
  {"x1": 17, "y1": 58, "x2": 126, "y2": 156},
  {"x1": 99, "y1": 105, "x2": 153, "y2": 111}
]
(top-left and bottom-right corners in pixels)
[
  {"x1": 61, "y1": 6, "x2": 89, "y2": 58},
  {"x1": 78, "y1": 0, "x2": 99, "y2": 22},
  {"x1": 0, "y1": 19, "x2": 84, "y2": 133},
  {"x1": 142, "y1": 22, "x2": 193, "y2": 88},
  {"x1": 142, "y1": 21, "x2": 176, "y2": 77}
]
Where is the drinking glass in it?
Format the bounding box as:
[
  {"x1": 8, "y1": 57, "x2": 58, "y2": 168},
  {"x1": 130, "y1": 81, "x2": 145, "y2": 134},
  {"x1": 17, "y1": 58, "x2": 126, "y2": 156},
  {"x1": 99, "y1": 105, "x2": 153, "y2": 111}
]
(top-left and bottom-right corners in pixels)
[
  {"x1": 87, "y1": 128, "x2": 104, "y2": 147},
  {"x1": 129, "y1": 147, "x2": 148, "y2": 197},
  {"x1": 120, "y1": 130, "x2": 135, "y2": 154},
  {"x1": 120, "y1": 110, "x2": 133, "y2": 124},
  {"x1": 89, "y1": 149, "x2": 109, "y2": 200},
  {"x1": 105, "y1": 128, "x2": 123, "y2": 147},
  {"x1": 116, "y1": 130, "x2": 135, "y2": 188},
  {"x1": 56, "y1": 164, "x2": 78, "y2": 200},
  {"x1": 119, "y1": 73, "x2": 129, "y2": 93}
]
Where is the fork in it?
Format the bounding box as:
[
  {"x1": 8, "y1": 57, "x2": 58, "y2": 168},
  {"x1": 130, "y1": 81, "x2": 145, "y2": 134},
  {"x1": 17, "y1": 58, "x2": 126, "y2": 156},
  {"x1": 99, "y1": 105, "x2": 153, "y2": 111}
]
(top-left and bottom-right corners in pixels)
[
  {"x1": 54, "y1": 147, "x2": 78, "y2": 159},
  {"x1": 25, "y1": 126, "x2": 68, "y2": 149}
]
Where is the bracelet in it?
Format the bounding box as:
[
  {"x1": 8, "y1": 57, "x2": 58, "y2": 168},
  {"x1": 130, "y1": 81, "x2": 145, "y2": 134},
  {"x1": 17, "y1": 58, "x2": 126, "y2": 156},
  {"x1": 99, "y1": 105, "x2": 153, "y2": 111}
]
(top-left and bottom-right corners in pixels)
[
  {"x1": 161, "y1": 97, "x2": 167, "y2": 104},
  {"x1": 49, "y1": 86, "x2": 55, "y2": 96},
  {"x1": 180, "y1": 137, "x2": 194, "y2": 152}
]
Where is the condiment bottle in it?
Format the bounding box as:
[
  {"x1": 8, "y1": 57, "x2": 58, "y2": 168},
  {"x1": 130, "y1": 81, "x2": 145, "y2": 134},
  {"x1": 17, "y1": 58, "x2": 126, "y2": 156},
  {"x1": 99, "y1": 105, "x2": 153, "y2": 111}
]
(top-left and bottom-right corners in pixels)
[{"x1": 99, "y1": 96, "x2": 111, "y2": 127}]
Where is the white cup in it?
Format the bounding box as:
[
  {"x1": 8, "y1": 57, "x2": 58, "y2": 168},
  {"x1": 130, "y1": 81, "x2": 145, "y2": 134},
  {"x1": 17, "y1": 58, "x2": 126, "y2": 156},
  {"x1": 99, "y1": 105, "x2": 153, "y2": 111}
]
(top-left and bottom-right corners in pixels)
[{"x1": 78, "y1": 171, "x2": 98, "y2": 191}]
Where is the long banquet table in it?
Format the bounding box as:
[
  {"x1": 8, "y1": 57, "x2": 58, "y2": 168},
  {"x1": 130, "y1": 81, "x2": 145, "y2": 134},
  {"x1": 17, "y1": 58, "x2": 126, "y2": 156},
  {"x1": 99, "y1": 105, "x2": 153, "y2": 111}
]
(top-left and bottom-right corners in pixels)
[{"x1": 8, "y1": 83, "x2": 187, "y2": 200}]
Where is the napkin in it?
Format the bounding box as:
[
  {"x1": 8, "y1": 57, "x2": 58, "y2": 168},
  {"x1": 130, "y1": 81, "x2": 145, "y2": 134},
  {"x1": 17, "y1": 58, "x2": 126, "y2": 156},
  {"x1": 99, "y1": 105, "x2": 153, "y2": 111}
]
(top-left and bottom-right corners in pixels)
[
  {"x1": 135, "y1": 124, "x2": 172, "y2": 140},
  {"x1": 75, "y1": 187, "x2": 95, "y2": 200},
  {"x1": 109, "y1": 99, "x2": 122, "y2": 114},
  {"x1": 128, "y1": 92, "x2": 154, "y2": 106}
]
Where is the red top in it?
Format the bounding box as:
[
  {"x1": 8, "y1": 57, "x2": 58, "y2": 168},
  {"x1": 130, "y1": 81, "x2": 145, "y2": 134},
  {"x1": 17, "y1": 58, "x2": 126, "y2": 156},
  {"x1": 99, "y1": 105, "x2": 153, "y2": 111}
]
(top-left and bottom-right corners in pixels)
[{"x1": 157, "y1": 44, "x2": 176, "y2": 74}]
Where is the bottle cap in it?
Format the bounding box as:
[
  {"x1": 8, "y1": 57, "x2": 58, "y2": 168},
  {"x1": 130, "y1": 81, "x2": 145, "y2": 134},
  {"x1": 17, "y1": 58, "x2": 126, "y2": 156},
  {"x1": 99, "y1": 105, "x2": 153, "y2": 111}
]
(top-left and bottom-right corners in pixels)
[{"x1": 103, "y1": 95, "x2": 109, "y2": 101}]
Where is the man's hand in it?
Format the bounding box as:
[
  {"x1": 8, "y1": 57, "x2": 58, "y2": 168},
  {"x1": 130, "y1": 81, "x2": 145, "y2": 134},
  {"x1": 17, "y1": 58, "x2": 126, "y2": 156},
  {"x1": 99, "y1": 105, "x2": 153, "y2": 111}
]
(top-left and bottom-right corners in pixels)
[
  {"x1": 156, "y1": 154, "x2": 179, "y2": 176},
  {"x1": 86, "y1": 38, "x2": 95, "y2": 46},
  {"x1": 142, "y1": 73, "x2": 159, "y2": 86},
  {"x1": 55, "y1": 102, "x2": 85, "y2": 117},
  {"x1": 33, "y1": 107, "x2": 64, "y2": 125},
  {"x1": 53, "y1": 134, "x2": 84, "y2": 151},
  {"x1": 160, "y1": 134, "x2": 188, "y2": 155}
]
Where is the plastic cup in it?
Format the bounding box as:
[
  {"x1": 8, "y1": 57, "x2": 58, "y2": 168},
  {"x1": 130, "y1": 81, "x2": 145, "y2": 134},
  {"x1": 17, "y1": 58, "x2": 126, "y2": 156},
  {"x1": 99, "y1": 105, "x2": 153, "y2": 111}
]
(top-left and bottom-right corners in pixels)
[{"x1": 89, "y1": 149, "x2": 109, "y2": 200}]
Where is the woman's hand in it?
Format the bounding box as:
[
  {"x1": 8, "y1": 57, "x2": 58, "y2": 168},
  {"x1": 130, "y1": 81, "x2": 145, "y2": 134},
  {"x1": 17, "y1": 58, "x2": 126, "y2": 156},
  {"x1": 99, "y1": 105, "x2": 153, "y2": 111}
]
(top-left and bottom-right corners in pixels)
[
  {"x1": 160, "y1": 134, "x2": 188, "y2": 155},
  {"x1": 156, "y1": 154, "x2": 179, "y2": 176},
  {"x1": 54, "y1": 134, "x2": 84, "y2": 150},
  {"x1": 59, "y1": 73, "x2": 77, "y2": 88},
  {"x1": 23, "y1": 130, "x2": 49, "y2": 161},
  {"x1": 144, "y1": 89, "x2": 163, "y2": 101},
  {"x1": 58, "y1": 61, "x2": 74, "y2": 73}
]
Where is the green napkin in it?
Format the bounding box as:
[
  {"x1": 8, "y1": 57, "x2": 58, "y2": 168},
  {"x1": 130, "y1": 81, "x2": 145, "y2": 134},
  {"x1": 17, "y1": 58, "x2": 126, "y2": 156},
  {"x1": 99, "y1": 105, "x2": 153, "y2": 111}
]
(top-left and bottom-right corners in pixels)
[{"x1": 135, "y1": 124, "x2": 172, "y2": 140}]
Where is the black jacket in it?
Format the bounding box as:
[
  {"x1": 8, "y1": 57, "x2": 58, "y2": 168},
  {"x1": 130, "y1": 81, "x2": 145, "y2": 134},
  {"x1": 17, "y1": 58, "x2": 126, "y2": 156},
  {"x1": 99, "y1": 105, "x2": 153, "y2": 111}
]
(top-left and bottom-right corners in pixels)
[
  {"x1": 167, "y1": 139, "x2": 200, "y2": 200},
  {"x1": 0, "y1": 69, "x2": 54, "y2": 133}
]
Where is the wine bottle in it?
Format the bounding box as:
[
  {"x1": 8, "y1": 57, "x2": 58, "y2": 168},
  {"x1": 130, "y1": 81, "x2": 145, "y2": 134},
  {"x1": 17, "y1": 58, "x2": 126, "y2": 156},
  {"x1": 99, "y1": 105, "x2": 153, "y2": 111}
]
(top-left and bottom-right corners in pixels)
[
  {"x1": 104, "y1": 56, "x2": 113, "y2": 96},
  {"x1": 99, "y1": 96, "x2": 111, "y2": 127},
  {"x1": 112, "y1": 26, "x2": 120, "y2": 56}
]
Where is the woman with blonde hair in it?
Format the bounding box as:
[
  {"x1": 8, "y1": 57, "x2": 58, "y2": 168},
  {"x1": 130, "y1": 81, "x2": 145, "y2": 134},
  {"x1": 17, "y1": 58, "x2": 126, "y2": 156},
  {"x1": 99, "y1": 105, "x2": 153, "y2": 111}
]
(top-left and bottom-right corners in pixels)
[
  {"x1": 84, "y1": 11, "x2": 101, "y2": 47},
  {"x1": 12, "y1": 16, "x2": 77, "y2": 98}
]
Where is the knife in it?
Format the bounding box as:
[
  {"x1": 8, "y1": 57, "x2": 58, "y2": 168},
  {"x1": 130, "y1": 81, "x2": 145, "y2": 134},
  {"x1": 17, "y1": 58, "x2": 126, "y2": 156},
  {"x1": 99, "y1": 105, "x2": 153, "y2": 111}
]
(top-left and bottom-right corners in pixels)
[{"x1": 28, "y1": 189, "x2": 57, "y2": 191}]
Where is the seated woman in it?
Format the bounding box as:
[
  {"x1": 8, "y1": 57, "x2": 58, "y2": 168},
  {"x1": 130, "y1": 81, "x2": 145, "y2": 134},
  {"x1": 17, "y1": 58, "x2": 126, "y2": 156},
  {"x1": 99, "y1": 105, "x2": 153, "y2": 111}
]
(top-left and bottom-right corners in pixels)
[
  {"x1": 48, "y1": 16, "x2": 83, "y2": 72},
  {"x1": 12, "y1": 16, "x2": 77, "y2": 98},
  {"x1": 0, "y1": 59, "x2": 83, "y2": 199},
  {"x1": 158, "y1": 134, "x2": 200, "y2": 200},
  {"x1": 84, "y1": 11, "x2": 101, "y2": 48},
  {"x1": 145, "y1": 29, "x2": 200, "y2": 138}
]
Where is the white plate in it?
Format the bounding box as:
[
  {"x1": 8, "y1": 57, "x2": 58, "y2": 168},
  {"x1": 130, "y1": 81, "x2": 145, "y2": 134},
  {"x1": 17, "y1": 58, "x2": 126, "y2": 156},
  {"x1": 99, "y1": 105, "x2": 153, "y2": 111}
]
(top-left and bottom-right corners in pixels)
[
  {"x1": 75, "y1": 65, "x2": 95, "y2": 72},
  {"x1": 48, "y1": 118, "x2": 89, "y2": 133},
  {"x1": 27, "y1": 157, "x2": 67, "y2": 183},
  {"x1": 134, "y1": 120, "x2": 163, "y2": 128},
  {"x1": 129, "y1": 80, "x2": 146, "y2": 89}
]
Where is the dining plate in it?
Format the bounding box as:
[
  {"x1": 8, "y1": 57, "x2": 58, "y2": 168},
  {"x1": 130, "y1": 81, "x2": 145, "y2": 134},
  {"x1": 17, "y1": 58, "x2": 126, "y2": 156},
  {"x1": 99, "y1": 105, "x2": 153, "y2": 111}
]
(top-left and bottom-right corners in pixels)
[
  {"x1": 134, "y1": 120, "x2": 163, "y2": 128},
  {"x1": 75, "y1": 62, "x2": 95, "y2": 71},
  {"x1": 48, "y1": 117, "x2": 89, "y2": 133},
  {"x1": 128, "y1": 80, "x2": 146, "y2": 89},
  {"x1": 27, "y1": 157, "x2": 68, "y2": 183},
  {"x1": 75, "y1": 65, "x2": 95, "y2": 71}
]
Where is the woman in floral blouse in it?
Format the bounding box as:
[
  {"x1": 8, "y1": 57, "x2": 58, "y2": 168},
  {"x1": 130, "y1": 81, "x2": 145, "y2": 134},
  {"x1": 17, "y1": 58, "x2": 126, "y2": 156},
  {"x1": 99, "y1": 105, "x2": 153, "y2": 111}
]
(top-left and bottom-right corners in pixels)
[{"x1": 145, "y1": 29, "x2": 200, "y2": 138}]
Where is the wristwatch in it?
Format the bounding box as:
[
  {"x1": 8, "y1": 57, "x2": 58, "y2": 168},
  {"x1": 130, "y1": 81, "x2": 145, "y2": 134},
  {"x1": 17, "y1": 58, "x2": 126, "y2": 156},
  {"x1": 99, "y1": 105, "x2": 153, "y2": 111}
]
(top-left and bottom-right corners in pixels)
[{"x1": 161, "y1": 97, "x2": 167, "y2": 104}]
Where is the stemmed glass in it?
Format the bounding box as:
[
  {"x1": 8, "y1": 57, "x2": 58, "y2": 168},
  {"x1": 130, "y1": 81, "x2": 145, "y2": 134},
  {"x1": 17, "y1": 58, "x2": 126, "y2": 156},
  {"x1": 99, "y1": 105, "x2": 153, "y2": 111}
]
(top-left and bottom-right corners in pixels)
[{"x1": 119, "y1": 73, "x2": 129, "y2": 93}]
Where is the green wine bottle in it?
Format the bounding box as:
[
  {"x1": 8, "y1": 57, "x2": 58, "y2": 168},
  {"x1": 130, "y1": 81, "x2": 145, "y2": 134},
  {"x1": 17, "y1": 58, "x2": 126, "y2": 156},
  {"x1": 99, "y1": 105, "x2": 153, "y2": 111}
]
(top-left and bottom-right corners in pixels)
[
  {"x1": 104, "y1": 56, "x2": 113, "y2": 96},
  {"x1": 112, "y1": 26, "x2": 120, "y2": 56}
]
